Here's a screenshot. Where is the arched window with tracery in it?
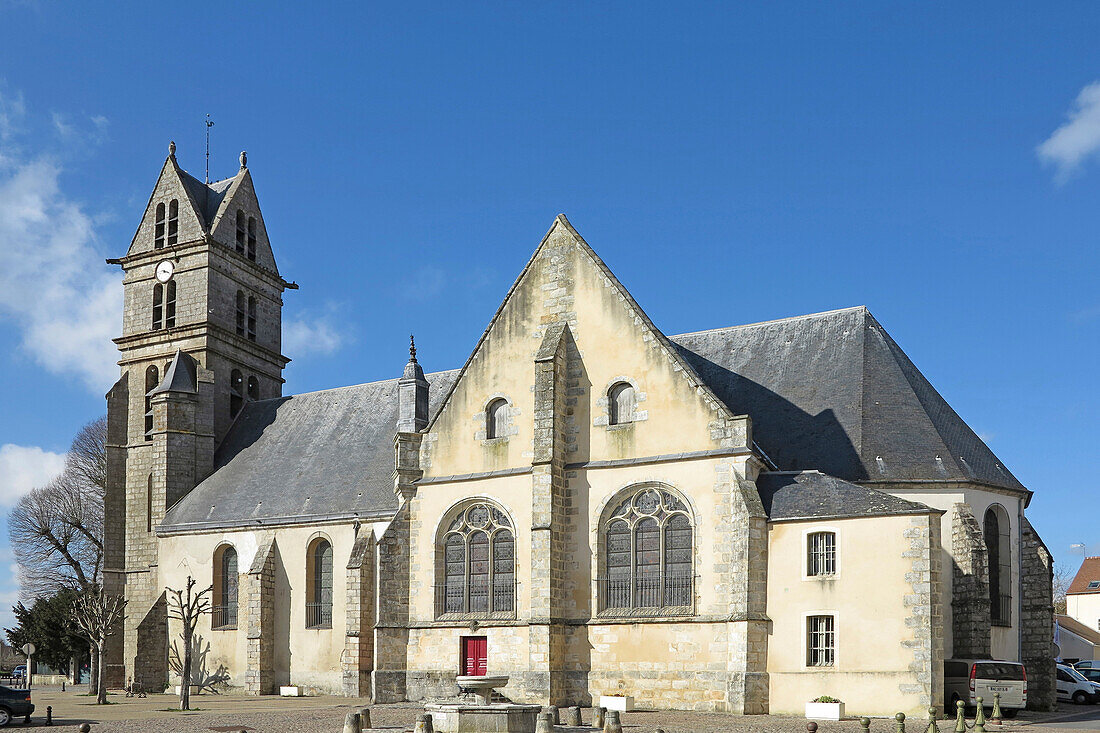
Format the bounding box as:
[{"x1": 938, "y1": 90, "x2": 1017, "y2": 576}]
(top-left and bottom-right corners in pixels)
[
  {"x1": 154, "y1": 203, "x2": 166, "y2": 249},
  {"x1": 437, "y1": 502, "x2": 515, "y2": 617},
  {"x1": 166, "y1": 199, "x2": 178, "y2": 246},
  {"x1": 984, "y1": 505, "x2": 1012, "y2": 626},
  {"x1": 213, "y1": 544, "x2": 238, "y2": 629},
  {"x1": 144, "y1": 365, "x2": 159, "y2": 440},
  {"x1": 306, "y1": 537, "x2": 333, "y2": 628},
  {"x1": 608, "y1": 382, "x2": 636, "y2": 425},
  {"x1": 485, "y1": 398, "x2": 508, "y2": 439},
  {"x1": 601, "y1": 485, "x2": 694, "y2": 615}
]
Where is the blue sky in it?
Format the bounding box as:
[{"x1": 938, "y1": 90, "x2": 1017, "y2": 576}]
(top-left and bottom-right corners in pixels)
[{"x1": 0, "y1": 2, "x2": 1098, "y2": 629}]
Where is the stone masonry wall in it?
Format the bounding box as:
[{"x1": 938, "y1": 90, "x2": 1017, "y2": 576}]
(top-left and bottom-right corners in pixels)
[
  {"x1": 950, "y1": 503, "x2": 991, "y2": 659},
  {"x1": 245, "y1": 537, "x2": 277, "y2": 695},
  {"x1": 342, "y1": 532, "x2": 375, "y2": 697},
  {"x1": 901, "y1": 513, "x2": 944, "y2": 711},
  {"x1": 1021, "y1": 518, "x2": 1056, "y2": 711}
]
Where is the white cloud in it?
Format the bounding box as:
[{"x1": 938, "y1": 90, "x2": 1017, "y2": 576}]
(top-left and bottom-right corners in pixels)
[
  {"x1": 0, "y1": 443, "x2": 66, "y2": 507},
  {"x1": 0, "y1": 97, "x2": 121, "y2": 391},
  {"x1": 283, "y1": 312, "x2": 346, "y2": 357},
  {"x1": 1037, "y1": 81, "x2": 1100, "y2": 181},
  {"x1": 0, "y1": 87, "x2": 25, "y2": 141}
]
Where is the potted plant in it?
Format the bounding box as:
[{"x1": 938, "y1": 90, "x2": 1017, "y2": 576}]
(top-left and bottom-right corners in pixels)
[
  {"x1": 599, "y1": 681, "x2": 635, "y2": 712},
  {"x1": 805, "y1": 695, "x2": 844, "y2": 720}
]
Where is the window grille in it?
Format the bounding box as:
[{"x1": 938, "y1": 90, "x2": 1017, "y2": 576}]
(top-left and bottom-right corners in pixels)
[
  {"x1": 247, "y1": 296, "x2": 257, "y2": 342},
  {"x1": 807, "y1": 532, "x2": 836, "y2": 576},
  {"x1": 247, "y1": 217, "x2": 257, "y2": 261},
  {"x1": 600, "y1": 487, "x2": 694, "y2": 615},
  {"x1": 164, "y1": 281, "x2": 176, "y2": 328},
  {"x1": 166, "y1": 199, "x2": 178, "y2": 246},
  {"x1": 152, "y1": 284, "x2": 164, "y2": 330},
  {"x1": 436, "y1": 502, "x2": 516, "y2": 618},
  {"x1": 807, "y1": 615, "x2": 835, "y2": 667},
  {"x1": 235, "y1": 210, "x2": 246, "y2": 254},
  {"x1": 235, "y1": 291, "x2": 246, "y2": 337},
  {"x1": 213, "y1": 546, "x2": 238, "y2": 630},
  {"x1": 154, "y1": 203, "x2": 166, "y2": 249},
  {"x1": 144, "y1": 365, "x2": 159, "y2": 440}
]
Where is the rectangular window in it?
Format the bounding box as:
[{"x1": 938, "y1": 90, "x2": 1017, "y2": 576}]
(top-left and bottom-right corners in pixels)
[
  {"x1": 807, "y1": 532, "x2": 836, "y2": 576},
  {"x1": 1088, "y1": 581, "x2": 1100, "y2": 590},
  {"x1": 807, "y1": 615, "x2": 835, "y2": 667}
]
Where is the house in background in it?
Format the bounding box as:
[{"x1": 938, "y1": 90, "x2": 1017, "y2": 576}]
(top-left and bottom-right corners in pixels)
[
  {"x1": 1066, "y1": 558, "x2": 1100, "y2": 633},
  {"x1": 1055, "y1": 614, "x2": 1100, "y2": 665}
]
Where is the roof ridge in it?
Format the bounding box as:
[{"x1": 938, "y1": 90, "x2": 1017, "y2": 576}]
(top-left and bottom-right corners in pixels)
[
  {"x1": 251, "y1": 367, "x2": 461, "y2": 405},
  {"x1": 670, "y1": 305, "x2": 869, "y2": 339}
]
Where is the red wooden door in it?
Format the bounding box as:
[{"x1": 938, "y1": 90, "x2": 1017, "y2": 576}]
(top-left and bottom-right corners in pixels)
[{"x1": 462, "y1": 636, "x2": 487, "y2": 676}]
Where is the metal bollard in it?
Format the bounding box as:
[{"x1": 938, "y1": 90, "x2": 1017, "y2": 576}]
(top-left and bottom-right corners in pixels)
[
  {"x1": 359, "y1": 707, "x2": 372, "y2": 730},
  {"x1": 604, "y1": 709, "x2": 623, "y2": 733},
  {"x1": 974, "y1": 697, "x2": 987, "y2": 733},
  {"x1": 415, "y1": 712, "x2": 434, "y2": 733},
  {"x1": 536, "y1": 711, "x2": 554, "y2": 733},
  {"x1": 343, "y1": 711, "x2": 361, "y2": 733},
  {"x1": 594, "y1": 706, "x2": 606, "y2": 729},
  {"x1": 565, "y1": 705, "x2": 582, "y2": 726},
  {"x1": 807, "y1": 723, "x2": 819, "y2": 733},
  {"x1": 45, "y1": 705, "x2": 52, "y2": 726},
  {"x1": 896, "y1": 712, "x2": 906, "y2": 733},
  {"x1": 955, "y1": 700, "x2": 967, "y2": 733},
  {"x1": 926, "y1": 706, "x2": 939, "y2": 733},
  {"x1": 61, "y1": 680, "x2": 65, "y2": 692},
  {"x1": 990, "y1": 692, "x2": 1003, "y2": 725},
  {"x1": 861, "y1": 717, "x2": 872, "y2": 733},
  {"x1": 79, "y1": 725, "x2": 90, "y2": 733}
]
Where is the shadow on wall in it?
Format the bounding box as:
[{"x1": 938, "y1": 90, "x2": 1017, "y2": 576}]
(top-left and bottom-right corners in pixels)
[
  {"x1": 168, "y1": 634, "x2": 231, "y2": 692},
  {"x1": 675, "y1": 349, "x2": 865, "y2": 479}
]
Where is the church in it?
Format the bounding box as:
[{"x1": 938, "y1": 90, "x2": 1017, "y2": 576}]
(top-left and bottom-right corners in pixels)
[{"x1": 102, "y1": 146, "x2": 1055, "y2": 716}]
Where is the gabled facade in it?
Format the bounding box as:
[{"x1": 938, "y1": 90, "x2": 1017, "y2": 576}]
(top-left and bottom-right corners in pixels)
[{"x1": 104, "y1": 152, "x2": 1055, "y2": 716}]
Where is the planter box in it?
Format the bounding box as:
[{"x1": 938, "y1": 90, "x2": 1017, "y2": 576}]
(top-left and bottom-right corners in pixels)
[
  {"x1": 806, "y1": 701, "x2": 844, "y2": 720},
  {"x1": 600, "y1": 695, "x2": 635, "y2": 712},
  {"x1": 279, "y1": 686, "x2": 302, "y2": 697},
  {"x1": 173, "y1": 685, "x2": 201, "y2": 696}
]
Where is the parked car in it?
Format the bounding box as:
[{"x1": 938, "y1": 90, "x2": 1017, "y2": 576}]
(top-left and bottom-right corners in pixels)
[
  {"x1": 1076, "y1": 667, "x2": 1100, "y2": 685},
  {"x1": 1056, "y1": 664, "x2": 1099, "y2": 705},
  {"x1": 0, "y1": 685, "x2": 33, "y2": 727},
  {"x1": 944, "y1": 659, "x2": 1027, "y2": 717},
  {"x1": 8, "y1": 667, "x2": 23, "y2": 681},
  {"x1": 1075, "y1": 661, "x2": 1100, "y2": 671}
]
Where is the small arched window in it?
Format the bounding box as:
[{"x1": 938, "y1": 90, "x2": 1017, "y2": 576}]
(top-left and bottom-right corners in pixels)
[
  {"x1": 144, "y1": 365, "x2": 159, "y2": 440},
  {"x1": 247, "y1": 375, "x2": 258, "y2": 401},
  {"x1": 230, "y1": 369, "x2": 243, "y2": 418},
  {"x1": 166, "y1": 199, "x2": 178, "y2": 246},
  {"x1": 152, "y1": 283, "x2": 164, "y2": 330},
  {"x1": 306, "y1": 538, "x2": 333, "y2": 629},
  {"x1": 601, "y1": 486, "x2": 694, "y2": 614},
  {"x1": 247, "y1": 217, "x2": 257, "y2": 261},
  {"x1": 235, "y1": 210, "x2": 246, "y2": 254},
  {"x1": 437, "y1": 502, "x2": 515, "y2": 617},
  {"x1": 984, "y1": 506, "x2": 1012, "y2": 626},
  {"x1": 247, "y1": 295, "x2": 257, "y2": 342},
  {"x1": 485, "y1": 398, "x2": 508, "y2": 439},
  {"x1": 213, "y1": 545, "x2": 239, "y2": 630},
  {"x1": 235, "y1": 291, "x2": 246, "y2": 337},
  {"x1": 146, "y1": 474, "x2": 153, "y2": 532},
  {"x1": 608, "y1": 382, "x2": 636, "y2": 425},
  {"x1": 154, "y1": 203, "x2": 166, "y2": 249},
  {"x1": 164, "y1": 281, "x2": 176, "y2": 329}
]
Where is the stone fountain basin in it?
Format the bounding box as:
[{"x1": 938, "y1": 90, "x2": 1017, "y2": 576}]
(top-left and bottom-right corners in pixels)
[{"x1": 456, "y1": 674, "x2": 511, "y2": 693}]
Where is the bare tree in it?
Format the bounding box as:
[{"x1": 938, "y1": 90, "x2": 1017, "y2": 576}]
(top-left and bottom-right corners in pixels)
[
  {"x1": 7, "y1": 417, "x2": 106, "y2": 687},
  {"x1": 1054, "y1": 561, "x2": 1074, "y2": 615},
  {"x1": 167, "y1": 577, "x2": 211, "y2": 711},
  {"x1": 71, "y1": 589, "x2": 125, "y2": 705}
]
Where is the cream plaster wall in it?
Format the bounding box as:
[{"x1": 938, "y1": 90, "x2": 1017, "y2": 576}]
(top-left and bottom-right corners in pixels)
[
  {"x1": 1067, "y1": 595, "x2": 1100, "y2": 633},
  {"x1": 159, "y1": 520, "x2": 376, "y2": 694},
  {"x1": 767, "y1": 514, "x2": 933, "y2": 717}
]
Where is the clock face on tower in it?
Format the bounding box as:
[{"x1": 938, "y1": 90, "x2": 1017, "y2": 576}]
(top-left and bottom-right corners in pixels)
[{"x1": 155, "y1": 260, "x2": 174, "y2": 283}]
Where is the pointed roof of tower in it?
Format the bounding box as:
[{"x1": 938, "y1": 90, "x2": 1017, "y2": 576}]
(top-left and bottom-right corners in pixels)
[{"x1": 150, "y1": 349, "x2": 197, "y2": 395}]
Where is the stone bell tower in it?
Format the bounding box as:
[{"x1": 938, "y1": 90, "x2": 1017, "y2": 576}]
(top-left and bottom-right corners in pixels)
[{"x1": 102, "y1": 143, "x2": 294, "y2": 688}]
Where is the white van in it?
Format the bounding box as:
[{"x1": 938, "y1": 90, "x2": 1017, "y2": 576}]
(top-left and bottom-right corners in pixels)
[
  {"x1": 944, "y1": 660, "x2": 1027, "y2": 717},
  {"x1": 1057, "y1": 664, "x2": 1099, "y2": 705}
]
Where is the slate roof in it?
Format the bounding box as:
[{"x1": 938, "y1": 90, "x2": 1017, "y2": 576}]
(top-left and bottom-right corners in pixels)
[
  {"x1": 670, "y1": 306, "x2": 1025, "y2": 492},
  {"x1": 755, "y1": 470, "x2": 939, "y2": 522},
  {"x1": 162, "y1": 305, "x2": 1022, "y2": 532},
  {"x1": 1067, "y1": 558, "x2": 1100, "y2": 596},
  {"x1": 178, "y1": 169, "x2": 235, "y2": 230},
  {"x1": 160, "y1": 369, "x2": 459, "y2": 532},
  {"x1": 1056, "y1": 614, "x2": 1100, "y2": 645},
  {"x1": 149, "y1": 350, "x2": 197, "y2": 395}
]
